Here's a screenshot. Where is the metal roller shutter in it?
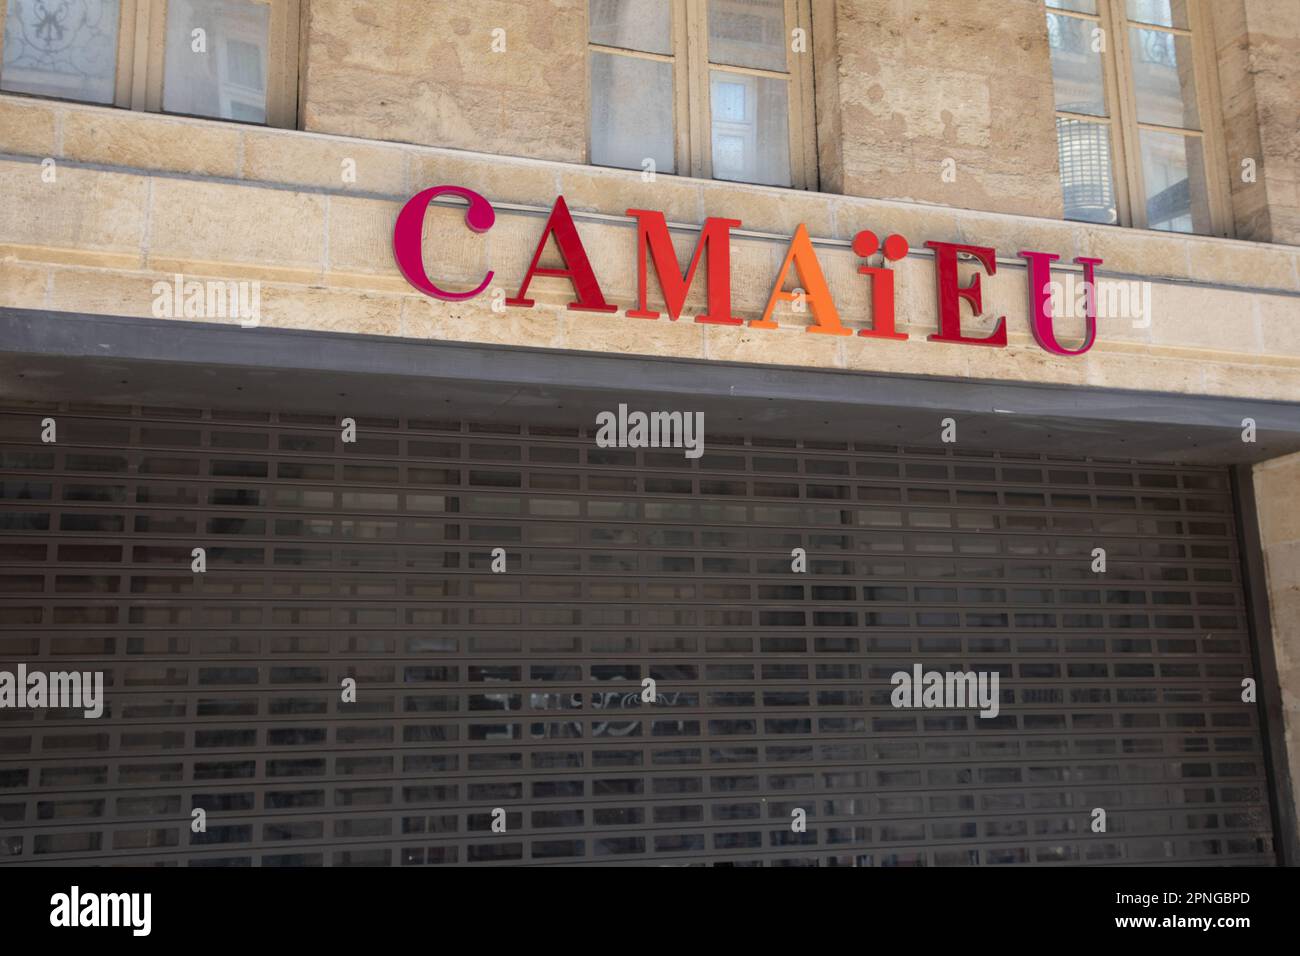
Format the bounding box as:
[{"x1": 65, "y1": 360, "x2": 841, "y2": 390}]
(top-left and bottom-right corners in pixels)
[{"x1": 0, "y1": 403, "x2": 1277, "y2": 866}]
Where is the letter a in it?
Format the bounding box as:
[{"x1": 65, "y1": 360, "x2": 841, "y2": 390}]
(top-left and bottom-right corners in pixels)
[
  {"x1": 890, "y1": 671, "x2": 911, "y2": 709},
  {"x1": 50, "y1": 893, "x2": 70, "y2": 928},
  {"x1": 752, "y1": 224, "x2": 850, "y2": 335},
  {"x1": 595, "y1": 411, "x2": 616, "y2": 447},
  {"x1": 506, "y1": 196, "x2": 616, "y2": 313}
]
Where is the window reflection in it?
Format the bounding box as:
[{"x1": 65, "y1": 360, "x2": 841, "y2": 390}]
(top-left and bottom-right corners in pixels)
[
  {"x1": 1, "y1": 0, "x2": 120, "y2": 103},
  {"x1": 162, "y1": 0, "x2": 269, "y2": 122}
]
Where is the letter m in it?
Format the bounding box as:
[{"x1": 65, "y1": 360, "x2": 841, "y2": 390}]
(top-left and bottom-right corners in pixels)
[
  {"x1": 1100, "y1": 280, "x2": 1129, "y2": 319},
  {"x1": 102, "y1": 893, "x2": 130, "y2": 927},
  {"x1": 945, "y1": 671, "x2": 978, "y2": 709},
  {"x1": 627, "y1": 209, "x2": 741, "y2": 325},
  {"x1": 49, "y1": 671, "x2": 80, "y2": 708}
]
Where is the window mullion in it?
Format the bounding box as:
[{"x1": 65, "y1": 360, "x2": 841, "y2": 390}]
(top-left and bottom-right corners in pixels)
[
  {"x1": 583, "y1": 0, "x2": 592, "y2": 166},
  {"x1": 121, "y1": 0, "x2": 159, "y2": 111},
  {"x1": 588, "y1": 44, "x2": 674, "y2": 63},
  {"x1": 139, "y1": 0, "x2": 168, "y2": 113},
  {"x1": 785, "y1": 0, "x2": 813, "y2": 190},
  {"x1": 1104, "y1": 0, "x2": 1145, "y2": 229},
  {"x1": 782, "y1": 0, "x2": 797, "y2": 187},
  {"x1": 1188, "y1": 0, "x2": 1233, "y2": 238},
  {"x1": 671, "y1": 0, "x2": 692, "y2": 178},
  {"x1": 686, "y1": 0, "x2": 710, "y2": 179},
  {"x1": 267, "y1": 0, "x2": 302, "y2": 129},
  {"x1": 799, "y1": 0, "x2": 818, "y2": 190},
  {"x1": 111, "y1": 0, "x2": 138, "y2": 108}
]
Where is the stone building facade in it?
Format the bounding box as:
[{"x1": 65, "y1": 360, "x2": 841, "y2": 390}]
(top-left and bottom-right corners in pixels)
[{"x1": 0, "y1": 0, "x2": 1297, "y2": 866}]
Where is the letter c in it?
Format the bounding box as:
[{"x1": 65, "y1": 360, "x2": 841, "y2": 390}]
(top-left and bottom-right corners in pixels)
[{"x1": 393, "y1": 185, "x2": 494, "y2": 301}]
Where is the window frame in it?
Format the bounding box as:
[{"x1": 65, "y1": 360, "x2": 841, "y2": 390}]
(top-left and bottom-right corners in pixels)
[
  {"x1": 1048, "y1": 0, "x2": 1233, "y2": 237},
  {"x1": 586, "y1": 0, "x2": 817, "y2": 190},
  {"x1": 0, "y1": 0, "x2": 300, "y2": 128}
]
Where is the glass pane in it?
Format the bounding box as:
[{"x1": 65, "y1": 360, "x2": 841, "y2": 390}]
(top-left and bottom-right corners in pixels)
[
  {"x1": 1056, "y1": 118, "x2": 1117, "y2": 225},
  {"x1": 1047, "y1": 13, "x2": 1106, "y2": 116},
  {"x1": 708, "y1": 0, "x2": 787, "y2": 72},
  {"x1": 163, "y1": 0, "x2": 269, "y2": 123},
  {"x1": 590, "y1": 51, "x2": 675, "y2": 174},
  {"x1": 1140, "y1": 129, "x2": 1210, "y2": 234},
  {"x1": 1, "y1": 0, "x2": 120, "y2": 104},
  {"x1": 1046, "y1": 0, "x2": 1098, "y2": 13},
  {"x1": 1126, "y1": 0, "x2": 1189, "y2": 29},
  {"x1": 1129, "y1": 28, "x2": 1199, "y2": 129},
  {"x1": 589, "y1": 0, "x2": 671, "y2": 55},
  {"x1": 709, "y1": 70, "x2": 789, "y2": 187}
]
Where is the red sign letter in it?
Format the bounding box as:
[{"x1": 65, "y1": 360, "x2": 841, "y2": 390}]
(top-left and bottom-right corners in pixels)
[
  {"x1": 1020, "y1": 250, "x2": 1104, "y2": 356},
  {"x1": 853, "y1": 230, "x2": 910, "y2": 341},
  {"x1": 925, "y1": 241, "x2": 1006, "y2": 347},
  {"x1": 506, "y1": 195, "x2": 616, "y2": 313},
  {"x1": 626, "y1": 209, "x2": 741, "y2": 325},
  {"x1": 393, "y1": 185, "x2": 495, "y2": 301}
]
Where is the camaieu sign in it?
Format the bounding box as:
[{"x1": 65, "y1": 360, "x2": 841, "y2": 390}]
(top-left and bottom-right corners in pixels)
[{"x1": 392, "y1": 185, "x2": 1105, "y2": 356}]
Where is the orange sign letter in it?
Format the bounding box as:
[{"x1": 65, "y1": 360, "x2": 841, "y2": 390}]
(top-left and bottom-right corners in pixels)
[{"x1": 752, "y1": 224, "x2": 849, "y2": 336}]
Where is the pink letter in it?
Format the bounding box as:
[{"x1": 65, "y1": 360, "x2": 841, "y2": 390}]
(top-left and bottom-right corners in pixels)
[
  {"x1": 393, "y1": 185, "x2": 495, "y2": 301},
  {"x1": 1020, "y1": 250, "x2": 1104, "y2": 356}
]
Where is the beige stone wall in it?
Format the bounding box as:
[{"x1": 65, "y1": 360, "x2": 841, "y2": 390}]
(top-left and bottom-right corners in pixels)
[
  {"x1": 1, "y1": 97, "x2": 1298, "y2": 402},
  {"x1": 1212, "y1": 0, "x2": 1300, "y2": 246},
  {"x1": 812, "y1": 0, "x2": 1062, "y2": 218},
  {"x1": 299, "y1": 0, "x2": 587, "y2": 164},
  {"x1": 1253, "y1": 451, "x2": 1300, "y2": 833},
  {"x1": 291, "y1": 0, "x2": 1300, "y2": 238},
  {"x1": 1214, "y1": 0, "x2": 1271, "y2": 243},
  {"x1": 295, "y1": 0, "x2": 1064, "y2": 217},
  {"x1": 1, "y1": 0, "x2": 1297, "y2": 853},
  {"x1": 290, "y1": 0, "x2": 1300, "y2": 240},
  {"x1": 811, "y1": 0, "x2": 845, "y2": 196}
]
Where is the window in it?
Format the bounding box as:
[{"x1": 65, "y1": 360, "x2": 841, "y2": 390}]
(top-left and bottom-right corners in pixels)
[
  {"x1": 0, "y1": 0, "x2": 299, "y2": 127},
  {"x1": 588, "y1": 0, "x2": 816, "y2": 189},
  {"x1": 1045, "y1": 0, "x2": 1229, "y2": 235}
]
